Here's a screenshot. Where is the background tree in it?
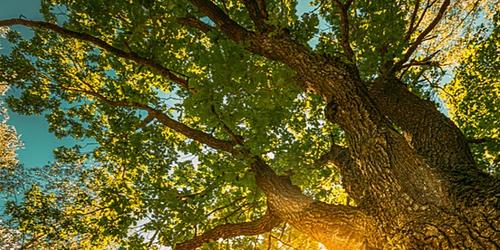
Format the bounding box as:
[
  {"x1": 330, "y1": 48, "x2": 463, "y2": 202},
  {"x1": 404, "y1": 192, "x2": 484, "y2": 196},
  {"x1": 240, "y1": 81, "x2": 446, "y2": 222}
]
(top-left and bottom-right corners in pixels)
[
  {"x1": 0, "y1": 83, "x2": 22, "y2": 248},
  {"x1": 0, "y1": 47, "x2": 22, "y2": 247},
  {"x1": 0, "y1": 85, "x2": 20, "y2": 171},
  {"x1": 0, "y1": 0, "x2": 498, "y2": 249},
  {"x1": 443, "y1": 12, "x2": 499, "y2": 173}
]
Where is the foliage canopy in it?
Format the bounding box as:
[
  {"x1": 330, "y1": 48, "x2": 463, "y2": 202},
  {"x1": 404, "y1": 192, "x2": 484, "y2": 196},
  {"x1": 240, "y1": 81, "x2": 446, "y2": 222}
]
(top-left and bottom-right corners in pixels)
[{"x1": 0, "y1": 0, "x2": 498, "y2": 249}]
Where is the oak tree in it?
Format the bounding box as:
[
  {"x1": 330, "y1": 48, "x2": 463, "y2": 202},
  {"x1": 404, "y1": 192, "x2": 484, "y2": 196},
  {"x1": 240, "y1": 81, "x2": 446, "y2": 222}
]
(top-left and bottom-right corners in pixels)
[{"x1": 0, "y1": 0, "x2": 498, "y2": 249}]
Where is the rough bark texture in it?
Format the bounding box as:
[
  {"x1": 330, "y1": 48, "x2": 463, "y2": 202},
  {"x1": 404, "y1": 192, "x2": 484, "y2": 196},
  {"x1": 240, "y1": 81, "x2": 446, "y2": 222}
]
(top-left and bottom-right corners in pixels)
[
  {"x1": 252, "y1": 158, "x2": 380, "y2": 249},
  {"x1": 149, "y1": 0, "x2": 500, "y2": 247},
  {"x1": 214, "y1": 17, "x2": 499, "y2": 249},
  {"x1": 2, "y1": 1, "x2": 499, "y2": 248},
  {"x1": 369, "y1": 78, "x2": 498, "y2": 205}
]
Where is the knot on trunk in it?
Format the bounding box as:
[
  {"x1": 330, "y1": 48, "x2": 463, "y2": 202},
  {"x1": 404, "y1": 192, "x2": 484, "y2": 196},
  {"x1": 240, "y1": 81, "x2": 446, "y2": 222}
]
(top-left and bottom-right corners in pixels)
[{"x1": 324, "y1": 99, "x2": 339, "y2": 123}]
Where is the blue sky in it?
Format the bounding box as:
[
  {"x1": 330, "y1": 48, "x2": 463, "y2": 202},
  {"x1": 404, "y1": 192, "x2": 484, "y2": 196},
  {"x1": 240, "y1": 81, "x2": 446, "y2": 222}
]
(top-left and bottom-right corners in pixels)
[{"x1": 1, "y1": 0, "x2": 74, "y2": 169}]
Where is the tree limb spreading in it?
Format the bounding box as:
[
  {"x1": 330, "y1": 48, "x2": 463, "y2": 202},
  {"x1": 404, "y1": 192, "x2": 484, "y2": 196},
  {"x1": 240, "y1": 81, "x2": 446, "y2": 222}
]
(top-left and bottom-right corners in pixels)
[
  {"x1": 392, "y1": 0, "x2": 450, "y2": 72},
  {"x1": 174, "y1": 211, "x2": 281, "y2": 250},
  {"x1": 56, "y1": 81, "x2": 237, "y2": 154},
  {"x1": 406, "y1": 0, "x2": 421, "y2": 40},
  {"x1": 0, "y1": 18, "x2": 190, "y2": 90}
]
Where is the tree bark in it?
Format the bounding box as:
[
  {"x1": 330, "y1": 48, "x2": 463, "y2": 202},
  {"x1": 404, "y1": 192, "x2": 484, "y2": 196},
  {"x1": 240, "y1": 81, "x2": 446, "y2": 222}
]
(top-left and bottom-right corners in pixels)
[
  {"x1": 239, "y1": 34, "x2": 499, "y2": 247},
  {"x1": 3, "y1": 2, "x2": 498, "y2": 248},
  {"x1": 369, "y1": 78, "x2": 498, "y2": 206},
  {"x1": 177, "y1": 1, "x2": 500, "y2": 246}
]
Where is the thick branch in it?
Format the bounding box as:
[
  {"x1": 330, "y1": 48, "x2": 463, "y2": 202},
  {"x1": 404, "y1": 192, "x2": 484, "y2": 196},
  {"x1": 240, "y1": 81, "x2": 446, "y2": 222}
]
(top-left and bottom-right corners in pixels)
[
  {"x1": 188, "y1": 0, "x2": 250, "y2": 42},
  {"x1": 0, "y1": 19, "x2": 190, "y2": 89},
  {"x1": 174, "y1": 211, "x2": 281, "y2": 250},
  {"x1": 195, "y1": 113, "x2": 372, "y2": 245},
  {"x1": 251, "y1": 158, "x2": 375, "y2": 249},
  {"x1": 186, "y1": 1, "x2": 355, "y2": 108},
  {"x1": 392, "y1": 0, "x2": 450, "y2": 72},
  {"x1": 243, "y1": 0, "x2": 270, "y2": 31},
  {"x1": 333, "y1": 0, "x2": 355, "y2": 61}
]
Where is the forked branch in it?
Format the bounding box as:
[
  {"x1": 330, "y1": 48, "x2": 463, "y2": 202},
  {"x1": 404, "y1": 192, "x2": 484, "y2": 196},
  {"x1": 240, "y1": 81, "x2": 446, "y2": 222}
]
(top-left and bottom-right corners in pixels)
[
  {"x1": 188, "y1": 0, "x2": 250, "y2": 42},
  {"x1": 392, "y1": 0, "x2": 450, "y2": 72}
]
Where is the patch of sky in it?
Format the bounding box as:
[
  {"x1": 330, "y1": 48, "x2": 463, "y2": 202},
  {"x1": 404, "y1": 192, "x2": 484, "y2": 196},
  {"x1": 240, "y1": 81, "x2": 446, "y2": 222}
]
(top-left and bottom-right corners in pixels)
[
  {"x1": 49, "y1": 4, "x2": 70, "y2": 24},
  {"x1": 201, "y1": 16, "x2": 215, "y2": 26},
  {"x1": 296, "y1": 0, "x2": 328, "y2": 48},
  {"x1": 154, "y1": 86, "x2": 183, "y2": 118}
]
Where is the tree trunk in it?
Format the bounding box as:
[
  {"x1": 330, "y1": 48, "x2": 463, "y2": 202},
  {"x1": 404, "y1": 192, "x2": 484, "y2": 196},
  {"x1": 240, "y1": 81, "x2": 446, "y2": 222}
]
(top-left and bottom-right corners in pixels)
[
  {"x1": 246, "y1": 44, "x2": 499, "y2": 248},
  {"x1": 2, "y1": 3, "x2": 499, "y2": 248}
]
